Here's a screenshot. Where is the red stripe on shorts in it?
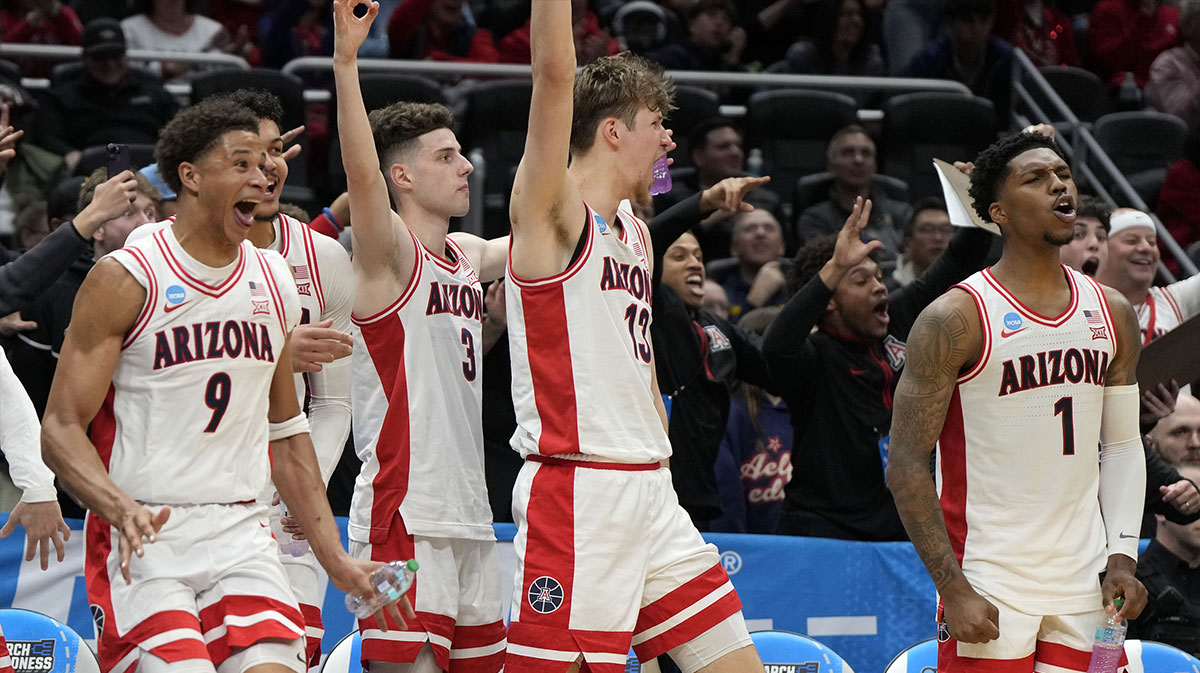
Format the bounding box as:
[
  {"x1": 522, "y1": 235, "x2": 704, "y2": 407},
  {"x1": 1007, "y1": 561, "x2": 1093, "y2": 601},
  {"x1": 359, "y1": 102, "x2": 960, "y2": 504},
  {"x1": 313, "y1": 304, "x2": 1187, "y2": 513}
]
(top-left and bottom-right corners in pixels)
[
  {"x1": 200, "y1": 595, "x2": 305, "y2": 664},
  {"x1": 1037, "y1": 640, "x2": 1126, "y2": 672},
  {"x1": 518, "y1": 463, "x2": 576, "y2": 629},
  {"x1": 0, "y1": 632, "x2": 13, "y2": 673},
  {"x1": 939, "y1": 388, "x2": 969, "y2": 564},
  {"x1": 299, "y1": 602, "x2": 323, "y2": 667},
  {"x1": 633, "y1": 583, "x2": 742, "y2": 659},
  {"x1": 448, "y1": 621, "x2": 506, "y2": 673},
  {"x1": 939, "y1": 639, "x2": 1035, "y2": 673}
]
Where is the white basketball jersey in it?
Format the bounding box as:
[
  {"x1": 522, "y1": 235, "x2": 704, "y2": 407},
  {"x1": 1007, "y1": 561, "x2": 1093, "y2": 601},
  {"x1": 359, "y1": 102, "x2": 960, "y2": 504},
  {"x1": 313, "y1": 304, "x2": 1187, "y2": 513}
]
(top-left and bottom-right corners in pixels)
[
  {"x1": 506, "y1": 203, "x2": 671, "y2": 463},
  {"x1": 938, "y1": 266, "x2": 1118, "y2": 614},
  {"x1": 98, "y1": 226, "x2": 300, "y2": 504},
  {"x1": 349, "y1": 232, "x2": 493, "y2": 544},
  {"x1": 1136, "y1": 273, "x2": 1200, "y2": 343}
]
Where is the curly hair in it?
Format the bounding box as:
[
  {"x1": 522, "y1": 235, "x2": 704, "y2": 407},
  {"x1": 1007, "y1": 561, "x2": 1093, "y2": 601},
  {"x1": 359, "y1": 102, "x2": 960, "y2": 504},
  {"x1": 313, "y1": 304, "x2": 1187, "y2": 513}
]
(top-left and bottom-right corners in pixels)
[
  {"x1": 787, "y1": 234, "x2": 838, "y2": 296},
  {"x1": 571, "y1": 51, "x2": 676, "y2": 154},
  {"x1": 368, "y1": 101, "x2": 456, "y2": 170},
  {"x1": 154, "y1": 99, "x2": 261, "y2": 194},
  {"x1": 214, "y1": 88, "x2": 284, "y2": 129},
  {"x1": 1076, "y1": 194, "x2": 1111, "y2": 231},
  {"x1": 967, "y1": 131, "x2": 1067, "y2": 224}
]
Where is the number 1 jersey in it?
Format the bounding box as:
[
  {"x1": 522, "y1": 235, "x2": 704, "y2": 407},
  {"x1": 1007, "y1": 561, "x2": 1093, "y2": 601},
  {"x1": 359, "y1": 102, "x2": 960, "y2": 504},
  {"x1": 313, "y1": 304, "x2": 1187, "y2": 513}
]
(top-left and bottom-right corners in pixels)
[{"x1": 939, "y1": 266, "x2": 1119, "y2": 614}]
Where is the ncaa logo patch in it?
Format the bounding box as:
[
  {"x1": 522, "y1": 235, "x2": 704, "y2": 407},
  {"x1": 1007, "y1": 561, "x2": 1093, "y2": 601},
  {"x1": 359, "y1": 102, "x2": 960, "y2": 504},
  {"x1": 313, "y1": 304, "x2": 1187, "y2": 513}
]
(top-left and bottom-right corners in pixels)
[
  {"x1": 527, "y1": 576, "x2": 564, "y2": 614},
  {"x1": 595, "y1": 213, "x2": 608, "y2": 234},
  {"x1": 165, "y1": 285, "x2": 186, "y2": 305},
  {"x1": 1003, "y1": 312, "x2": 1022, "y2": 331}
]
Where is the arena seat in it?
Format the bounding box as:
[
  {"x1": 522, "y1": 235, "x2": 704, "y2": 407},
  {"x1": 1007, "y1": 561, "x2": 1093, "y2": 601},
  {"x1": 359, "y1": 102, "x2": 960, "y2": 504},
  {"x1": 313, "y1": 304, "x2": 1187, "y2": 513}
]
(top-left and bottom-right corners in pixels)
[
  {"x1": 792, "y1": 173, "x2": 909, "y2": 226},
  {"x1": 0, "y1": 608, "x2": 100, "y2": 673},
  {"x1": 881, "y1": 92, "x2": 995, "y2": 200},
  {"x1": 318, "y1": 630, "x2": 361, "y2": 673},
  {"x1": 1124, "y1": 639, "x2": 1200, "y2": 673},
  {"x1": 1025, "y1": 66, "x2": 1110, "y2": 124},
  {"x1": 666, "y1": 85, "x2": 721, "y2": 169},
  {"x1": 744, "y1": 90, "x2": 858, "y2": 203},
  {"x1": 1091, "y1": 111, "x2": 1188, "y2": 208},
  {"x1": 882, "y1": 637, "x2": 936, "y2": 673},
  {"x1": 750, "y1": 629, "x2": 856, "y2": 673}
]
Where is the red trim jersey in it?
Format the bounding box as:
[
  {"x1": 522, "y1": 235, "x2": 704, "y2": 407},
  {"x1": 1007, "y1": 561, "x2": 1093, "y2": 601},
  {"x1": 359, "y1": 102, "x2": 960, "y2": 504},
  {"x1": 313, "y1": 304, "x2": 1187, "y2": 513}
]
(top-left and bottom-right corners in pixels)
[
  {"x1": 505, "y1": 203, "x2": 671, "y2": 462},
  {"x1": 101, "y1": 226, "x2": 300, "y2": 504},
  {"x1": 349, "y1": 232, "x2": 493, "y2": 544},
  {"x1": 938, "y1": 266, "x2": 1118, "y2": 613},
  {"x1": 1136, "y1": 274, "x2": 1200, "y2": 344}
]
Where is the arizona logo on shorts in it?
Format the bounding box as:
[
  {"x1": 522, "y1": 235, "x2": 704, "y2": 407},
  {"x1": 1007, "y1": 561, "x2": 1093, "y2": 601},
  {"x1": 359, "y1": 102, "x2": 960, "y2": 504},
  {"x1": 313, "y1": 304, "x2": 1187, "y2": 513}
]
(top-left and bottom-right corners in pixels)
[
  {"x1": 90, "y1": 605, "x2": 105, "y2": 640},
  {"x1": 527, "y1": 576, "x2": 564, "y2": 614}
]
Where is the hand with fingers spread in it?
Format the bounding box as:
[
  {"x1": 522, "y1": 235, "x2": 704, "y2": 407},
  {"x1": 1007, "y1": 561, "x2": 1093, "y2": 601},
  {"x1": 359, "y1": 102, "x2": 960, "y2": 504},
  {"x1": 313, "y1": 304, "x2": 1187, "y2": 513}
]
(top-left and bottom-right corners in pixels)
[
  {"x1": 819, "y1": 197, "x2": 883, "y2": 289},
  {"x1": 333, "y1": 0, "x2": 380, "y2": 60},
  {"x1": 281, "y1": 125, "x2": 306, "y2": 162},
  {"x1": 290, "y1": 319, "x2": 353, "y2": 373},
  {"x1": 699, "y1": 175, "x2": 771, "y2": 215},
  {"x1": 115, "y1": 500, "x2": 170, "y2": 583},
  {"x1": 0, "y1": 500, "x2": 71, "y2": 570}
]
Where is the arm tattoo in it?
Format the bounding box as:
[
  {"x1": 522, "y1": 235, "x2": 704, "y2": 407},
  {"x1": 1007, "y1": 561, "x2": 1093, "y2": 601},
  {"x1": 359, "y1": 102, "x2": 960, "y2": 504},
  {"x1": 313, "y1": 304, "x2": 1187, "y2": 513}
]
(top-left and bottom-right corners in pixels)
[{"x1": 889, "y1": 299, "x2": 977, "y2": 592}]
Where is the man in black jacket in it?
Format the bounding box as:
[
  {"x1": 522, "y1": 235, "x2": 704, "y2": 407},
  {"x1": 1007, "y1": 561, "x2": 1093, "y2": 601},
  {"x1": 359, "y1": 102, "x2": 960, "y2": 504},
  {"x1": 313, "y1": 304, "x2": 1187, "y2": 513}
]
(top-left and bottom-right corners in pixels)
[
  {"x1": 764, "y1": 198, "x2": 992, "y2": 540},
  {"x1": 649, "y1": 174, "x2": 773, "y2": 529}
]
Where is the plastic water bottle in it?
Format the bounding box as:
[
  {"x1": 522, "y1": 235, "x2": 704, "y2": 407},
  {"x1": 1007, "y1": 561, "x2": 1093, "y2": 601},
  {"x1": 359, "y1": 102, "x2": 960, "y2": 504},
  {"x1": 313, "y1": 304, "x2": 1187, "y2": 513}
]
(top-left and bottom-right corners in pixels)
[
  {"x1": 747, "y1": 148, "x2": 764, "y2": 178},
  {"x1": 1086, "y1": 598, "x2": 1127, "y2": 673},
  {"x1": 345, "y1": 559, "x2": 420, "y2": 619},
  {"x1": 650, "y1": 155, "x2": 672, "y2": 195},
  {"x1": 270, "y1": 503, "x2": 309, "y2": 558}
]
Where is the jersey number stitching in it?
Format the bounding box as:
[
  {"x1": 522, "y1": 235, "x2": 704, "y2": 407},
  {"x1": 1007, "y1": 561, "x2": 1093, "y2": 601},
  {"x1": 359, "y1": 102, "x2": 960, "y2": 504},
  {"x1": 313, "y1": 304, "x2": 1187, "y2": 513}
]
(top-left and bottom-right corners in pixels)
[{"x1": 204, "y1": 372, "x2": 232, "y2": 433}]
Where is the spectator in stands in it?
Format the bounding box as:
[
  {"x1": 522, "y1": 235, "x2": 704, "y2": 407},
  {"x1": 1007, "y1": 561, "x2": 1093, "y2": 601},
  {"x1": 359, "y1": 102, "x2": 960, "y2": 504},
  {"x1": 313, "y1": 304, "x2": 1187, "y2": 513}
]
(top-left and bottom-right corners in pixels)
[
  {"x1": 0, "y1": 81, "x2": 68, "y2": 236},
  {"x1": 778, "y1": 0, "x2": 886, "y2": 106},
  {"x1": 651, "y1": 176, "x2": 774, "y2": 530},
  {"x1": 1060, "y1": 193, "x2": 1111, "y2": 277},
  {"x1": 0, "y1": 0, "x2": 83, "y2": 77},
  {"x1": 499, "y1": 0, "x2": 619, "y2": 65},
  {"x1": 121, "y1": 0, "x2": 251, "y2": 80},
  {"x1": 1089, "y1": 0, "x2": 1181, "y2": 89},
  {"x1": 11, "y1": 199, "x2": 48, "y2": 250},
  {"x1": 1149, "y1": 394, "x2": 1200, "y2": 466},
  {"x1": 31, "y1": 18, "x2": 178, "y2": 170},
  {"x1": 258, "y1": 0, "x2": 334, "y2": 69},
  {"x1": 611, "y1": 1, "x2": 671, "y2": 55},
  {"x1": 703, "y1": 278, "x2": 731, "y2": 318},
  {"x1": 647, "y1": 0, "x2": 748, "y2": 71},
  {"x1": 1158, "y1": 132, "x2": 1200, "y2": 275},
  {"x1": 742, "y1": 0, "x2": 812, "y2": 69},
  {"x1": 387, "y1": 0, "x2": 498, "y2": 62},
  {"x1": 889, "y1": 197, "x2": 952, "y2": 289},
  {"x1": 906, "y1": 0, "x2": 1013, "y2": 122},
  {"x1": 993, "y1": 0, "x2": 1081, "y2": 66},
  {"x1": 138, "y1": 162, "x2": 176, "y2": 218},
  {"x1": 797, "y1": 125, "x2": 910, "y2": 272},
  {"x1": 1146, "y1": 0, "x2": 1200, "y2": 128},
  {"x1": 1129, "y1": 463, "x2": 1200, "y2": 657},
  {"x1": 208, "y1": 0, "x2": 267, "y2": 64},
  {"x1": 1095, "y1": 208, "x2": 1200, "y2": 343},
  {"x1": 709, "y1": 209, "x2": 790, "y2": 319},
  {"x1": 711, "y1": 306, "x2": 792, "y2": 534},
  {"x1": 764, "y1": 199, "x2": 991, "y2": 541}
]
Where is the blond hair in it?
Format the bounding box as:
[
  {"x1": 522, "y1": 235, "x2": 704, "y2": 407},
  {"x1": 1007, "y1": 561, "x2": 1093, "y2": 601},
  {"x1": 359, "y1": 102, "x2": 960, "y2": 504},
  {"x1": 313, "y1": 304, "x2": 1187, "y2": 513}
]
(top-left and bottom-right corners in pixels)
[{"x1": 571, "y1": 52, "x2": 676, "y2": 154}]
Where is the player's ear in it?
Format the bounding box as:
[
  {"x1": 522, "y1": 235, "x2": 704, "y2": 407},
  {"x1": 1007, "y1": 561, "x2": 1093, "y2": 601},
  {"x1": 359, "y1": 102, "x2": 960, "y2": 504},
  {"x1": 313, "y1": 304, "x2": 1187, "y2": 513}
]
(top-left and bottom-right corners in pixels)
[
  {"x1": 92, "y1": 225, "x2": 105, "y2": 244},
  {"x1": 600, "y1": 117, "x2": 621, "y2": 150},
  {"x1": 988, "y1": 201, "x2": 1007, "y2": 228},
  {"x1": 390, "y1": 163, "x2": 411, "y2": 192},
  {"x1": 178, "y1": 161, "x2": 200, "y2": 195}
]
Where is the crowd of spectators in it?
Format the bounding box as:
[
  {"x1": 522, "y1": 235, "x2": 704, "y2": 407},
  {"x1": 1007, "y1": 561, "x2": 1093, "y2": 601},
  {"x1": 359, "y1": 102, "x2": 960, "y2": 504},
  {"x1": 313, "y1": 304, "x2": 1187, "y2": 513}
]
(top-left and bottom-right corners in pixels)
[{"x1": 1, "y1": 0, "x2": 1200, "y2": 653}]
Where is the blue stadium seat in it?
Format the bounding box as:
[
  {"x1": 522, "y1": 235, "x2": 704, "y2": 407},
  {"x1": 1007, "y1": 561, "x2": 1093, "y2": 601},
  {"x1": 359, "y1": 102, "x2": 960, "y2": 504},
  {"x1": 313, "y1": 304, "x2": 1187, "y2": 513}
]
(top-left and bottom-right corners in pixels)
[
  {"x1": 750, "y1": 630, "x2": 856, "y2": 673},
  {"x1": 1124, "y1": 639, "x2": 1200, "y2": 673},
  {"x1": 0, "y1": 608, "x2": 100, "y2": 673},
  {"x1": 318, "y1": 630, "x2": 362, "y2": 673},
  {"x1": 883, "y1": 638, "x2": 936, "y2": 673}
]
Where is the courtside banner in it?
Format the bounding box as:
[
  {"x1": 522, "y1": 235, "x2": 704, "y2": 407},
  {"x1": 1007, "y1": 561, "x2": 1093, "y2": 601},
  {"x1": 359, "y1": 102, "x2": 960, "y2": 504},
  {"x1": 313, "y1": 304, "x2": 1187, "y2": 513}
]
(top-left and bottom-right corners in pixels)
[{"x1": 0, "y1": 516, "x2": 941, "y2": 673}]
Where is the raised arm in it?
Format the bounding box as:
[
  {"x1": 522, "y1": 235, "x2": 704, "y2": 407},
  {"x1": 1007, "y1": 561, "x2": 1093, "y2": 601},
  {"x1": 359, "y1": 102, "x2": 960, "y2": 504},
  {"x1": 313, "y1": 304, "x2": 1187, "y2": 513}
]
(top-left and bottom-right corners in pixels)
[
  {"x1": 508, "y1": 0, "x2": 585, "y2": 280},
  {"x1": 332, "y1": 0, "x2": 417, "y2": 314},
  {"x1": 886, "y1": 290, "x2": 998, "y2": 644}
]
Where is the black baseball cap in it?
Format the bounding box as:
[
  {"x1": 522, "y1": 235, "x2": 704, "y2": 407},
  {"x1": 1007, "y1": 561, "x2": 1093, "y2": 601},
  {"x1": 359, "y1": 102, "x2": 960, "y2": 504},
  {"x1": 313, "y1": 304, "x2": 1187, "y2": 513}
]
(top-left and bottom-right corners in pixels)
[{"x1": 82, "y1": 19, "x2": 126, "y2": 57}]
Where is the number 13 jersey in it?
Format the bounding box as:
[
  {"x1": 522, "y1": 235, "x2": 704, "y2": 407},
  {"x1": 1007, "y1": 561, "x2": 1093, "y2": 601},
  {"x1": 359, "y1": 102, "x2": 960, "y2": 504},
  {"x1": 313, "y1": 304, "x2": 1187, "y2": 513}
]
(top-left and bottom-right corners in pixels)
[
  {"x1": 506, "y1": 202, "x2": 671, "y2": 463},
  {"x1": 939, "y1": 265, "x2": 1119, "y2": 614},
  {"x1": 98, "y1": 226, "x2": 300, "y2": 505},
  {"x1": 349, "y1": 232, "x2": 493, "y2": 544}
]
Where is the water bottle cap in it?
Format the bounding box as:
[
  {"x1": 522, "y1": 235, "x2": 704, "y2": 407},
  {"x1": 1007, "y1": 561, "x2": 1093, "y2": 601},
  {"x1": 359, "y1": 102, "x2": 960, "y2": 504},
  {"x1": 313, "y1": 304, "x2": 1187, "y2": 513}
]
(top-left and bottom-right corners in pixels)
[
  {"x1": 406, "y1": 559, "x2": 420, "y2": 572},
  {"x1": 1113, "y1": 598, "x2": 1124, "y2": 608}
]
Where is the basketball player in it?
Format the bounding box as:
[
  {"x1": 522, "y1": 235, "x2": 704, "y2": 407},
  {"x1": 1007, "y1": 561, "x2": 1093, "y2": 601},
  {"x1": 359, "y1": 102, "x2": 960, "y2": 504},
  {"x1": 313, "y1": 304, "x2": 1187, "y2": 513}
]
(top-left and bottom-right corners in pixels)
[
  {"x1": 332, "y1": 2, "x2": 507, "y2": 671},
  {"x1": 502, "y1": 2, "x2": 761, "y2": 672},
  {"x1": 887, "y1": 131, "x2": 1148, "y2": 672},
  {"x1": 127, "y1": 89, "x2": 355, "y2": 666},
  {"x1": 39, "y1": 99, "x2": 397, "y2": 673}
]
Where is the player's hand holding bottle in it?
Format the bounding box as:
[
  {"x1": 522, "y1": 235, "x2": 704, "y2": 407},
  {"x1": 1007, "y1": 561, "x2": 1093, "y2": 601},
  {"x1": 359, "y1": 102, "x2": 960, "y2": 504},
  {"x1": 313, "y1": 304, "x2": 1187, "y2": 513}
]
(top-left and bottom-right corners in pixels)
[{"x1": 327, "y1": 553, "x2": 417, "y2": 631}]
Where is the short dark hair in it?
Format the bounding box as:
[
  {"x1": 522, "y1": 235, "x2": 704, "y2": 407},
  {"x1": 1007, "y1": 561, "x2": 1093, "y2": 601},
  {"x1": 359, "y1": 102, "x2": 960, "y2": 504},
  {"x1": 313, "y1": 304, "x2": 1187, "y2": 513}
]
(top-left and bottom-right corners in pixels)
[
  {"x1": 787, "y1": 234, "x2": 837, "y2": 296},
  {"x1": 688, "y1": 117, "x2": 738, "y2": 155},
  {"x1": 826, "y1": 124, "x2": 873, "y2": 160},
  {"x1": 967, "y1": 131, "x2": 1067, "y2": 224},
  {"x1": 154, "y1": 99, "x2": 261, "y2": 194},
  {"x1": 690, "y1": 0, "x2": 737, "y2": 23},
  {"x1": 368, "y1": 101, "x2": 456, "y2": 169},
  {"x1": 905, "y1": 196, "x2": 948, "y2": 236},
  {"x1": 1076, "y1": 194, "x2": 1111, "y2": 231},
  {"x1": 215, "y1": 88, "x2": 284, "y2": 129}
]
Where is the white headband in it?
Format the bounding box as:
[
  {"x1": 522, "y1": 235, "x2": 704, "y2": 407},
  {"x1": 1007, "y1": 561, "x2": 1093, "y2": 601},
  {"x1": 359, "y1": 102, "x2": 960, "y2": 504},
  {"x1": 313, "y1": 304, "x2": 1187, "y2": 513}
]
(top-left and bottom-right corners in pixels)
[{"x1": 1107, "y1": 209, "x2": 1155, "y2": 237}]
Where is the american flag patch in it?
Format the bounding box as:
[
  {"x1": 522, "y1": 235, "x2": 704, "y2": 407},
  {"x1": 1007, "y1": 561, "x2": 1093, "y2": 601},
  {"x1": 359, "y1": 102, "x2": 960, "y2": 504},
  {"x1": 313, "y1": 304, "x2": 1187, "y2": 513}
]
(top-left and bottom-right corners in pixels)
[
  {"x1": 1083, "y1": 309, "x2": 1105, "y2": 326},
  {"x1": 294, "y1": 265, "x2": 310, "y2": 281},
  {"x1": 249, "y1": 280, "x2": 267, "y2": 298},
  {"x1": 632, "y1": 239, "x2": 645, "y2": 259}
]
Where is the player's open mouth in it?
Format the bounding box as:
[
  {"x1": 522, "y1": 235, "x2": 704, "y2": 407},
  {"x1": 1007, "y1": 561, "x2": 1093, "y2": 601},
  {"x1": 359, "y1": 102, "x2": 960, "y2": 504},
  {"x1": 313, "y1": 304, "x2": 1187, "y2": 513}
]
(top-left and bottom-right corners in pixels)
[
  {"x1": 685, "y1": 272, "x2": 704, "y2": 298},
  {"x1": 1081, "y1": 256, "x2": 1100, "y2": 276},
  {"x1": 233, "y1": 200, "x2": 259, "y2": 228},
  {"x1": 1052, "y1": 194, "x2": 1076, "y2": 222},
  {"x1": 873, "y1": 299, "x2": 890, "y2": 324}
]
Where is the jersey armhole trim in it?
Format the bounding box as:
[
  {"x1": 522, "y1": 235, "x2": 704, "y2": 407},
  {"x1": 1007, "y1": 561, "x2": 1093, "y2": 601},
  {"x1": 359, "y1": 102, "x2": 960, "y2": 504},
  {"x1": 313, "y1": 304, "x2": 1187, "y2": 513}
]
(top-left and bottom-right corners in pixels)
[
  {"x1": 506, "y1": 206, "x2": 595, "y2": 289},
  {"x1": 1161, "y1": 286, "x2": 1183, "y2": 323},
  {"x1": 119, "y1": 247, "x2": 157, "y2": 350},
  {"x1": 954, "y1": 283, "x2": 991, "y2": 384},
  {"x1": 352, "y1": 230, "x2": 424, "y2": 325}
]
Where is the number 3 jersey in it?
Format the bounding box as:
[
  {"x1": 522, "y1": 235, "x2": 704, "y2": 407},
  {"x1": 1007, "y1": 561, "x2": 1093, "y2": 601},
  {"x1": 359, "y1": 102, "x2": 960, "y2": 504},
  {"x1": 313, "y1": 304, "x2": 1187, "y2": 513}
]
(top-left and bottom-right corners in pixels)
[
  {"x1": 938, "y1": 265, "x2": 1119, "y2": 614},
  {"x1": 506, "y1": 202, "x2": 671, "y2": 463},
  {"x1": 349, "y1": 232, "x2": 493, "y2": 544},
  {"x1": 97, "y1": 226, "x2": 300, "y2": 505}
]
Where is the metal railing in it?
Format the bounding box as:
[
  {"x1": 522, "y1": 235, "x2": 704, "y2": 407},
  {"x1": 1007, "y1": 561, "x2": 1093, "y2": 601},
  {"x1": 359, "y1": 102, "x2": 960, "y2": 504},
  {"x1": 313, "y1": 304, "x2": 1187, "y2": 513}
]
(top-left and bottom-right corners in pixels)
[
  {"x1": 1010, "y1": 48, "x2": 1196, "y2": 279},
  {"x1": 0, "y1": 43, "x2": 250, "y2": 70}
]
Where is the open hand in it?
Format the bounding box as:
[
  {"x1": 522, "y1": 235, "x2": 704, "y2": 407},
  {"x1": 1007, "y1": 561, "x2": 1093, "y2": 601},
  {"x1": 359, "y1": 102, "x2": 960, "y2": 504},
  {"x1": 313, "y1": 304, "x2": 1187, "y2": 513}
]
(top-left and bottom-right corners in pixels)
[
  {"x1": 116, "y1": 502, "x2": 170, "y2": 583},
  {"x1": 290, "y1": 319, "x2": 353, "y2": 373},
  {"x1": 0, "y1": 500, "x2": 71, "y2": 570}
]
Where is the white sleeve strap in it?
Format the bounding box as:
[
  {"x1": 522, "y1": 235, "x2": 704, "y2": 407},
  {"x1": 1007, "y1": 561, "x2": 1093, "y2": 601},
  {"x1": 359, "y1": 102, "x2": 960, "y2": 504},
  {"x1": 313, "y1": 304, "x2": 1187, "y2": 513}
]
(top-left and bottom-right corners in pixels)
[
  {"x1": 269, "y1": 413, "x2": 311, "y2": 442},
  {"x1": 1098, "y1": 384, "x2": 1146, "y2": 560}
]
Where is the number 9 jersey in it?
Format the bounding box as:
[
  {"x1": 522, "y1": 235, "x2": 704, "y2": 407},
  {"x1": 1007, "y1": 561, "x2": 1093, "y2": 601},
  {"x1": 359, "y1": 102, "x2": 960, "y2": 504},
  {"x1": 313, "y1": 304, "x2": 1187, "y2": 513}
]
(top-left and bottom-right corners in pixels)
[{"x1": 96, "y1": 225, "x2": 301, "y2": 505}]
